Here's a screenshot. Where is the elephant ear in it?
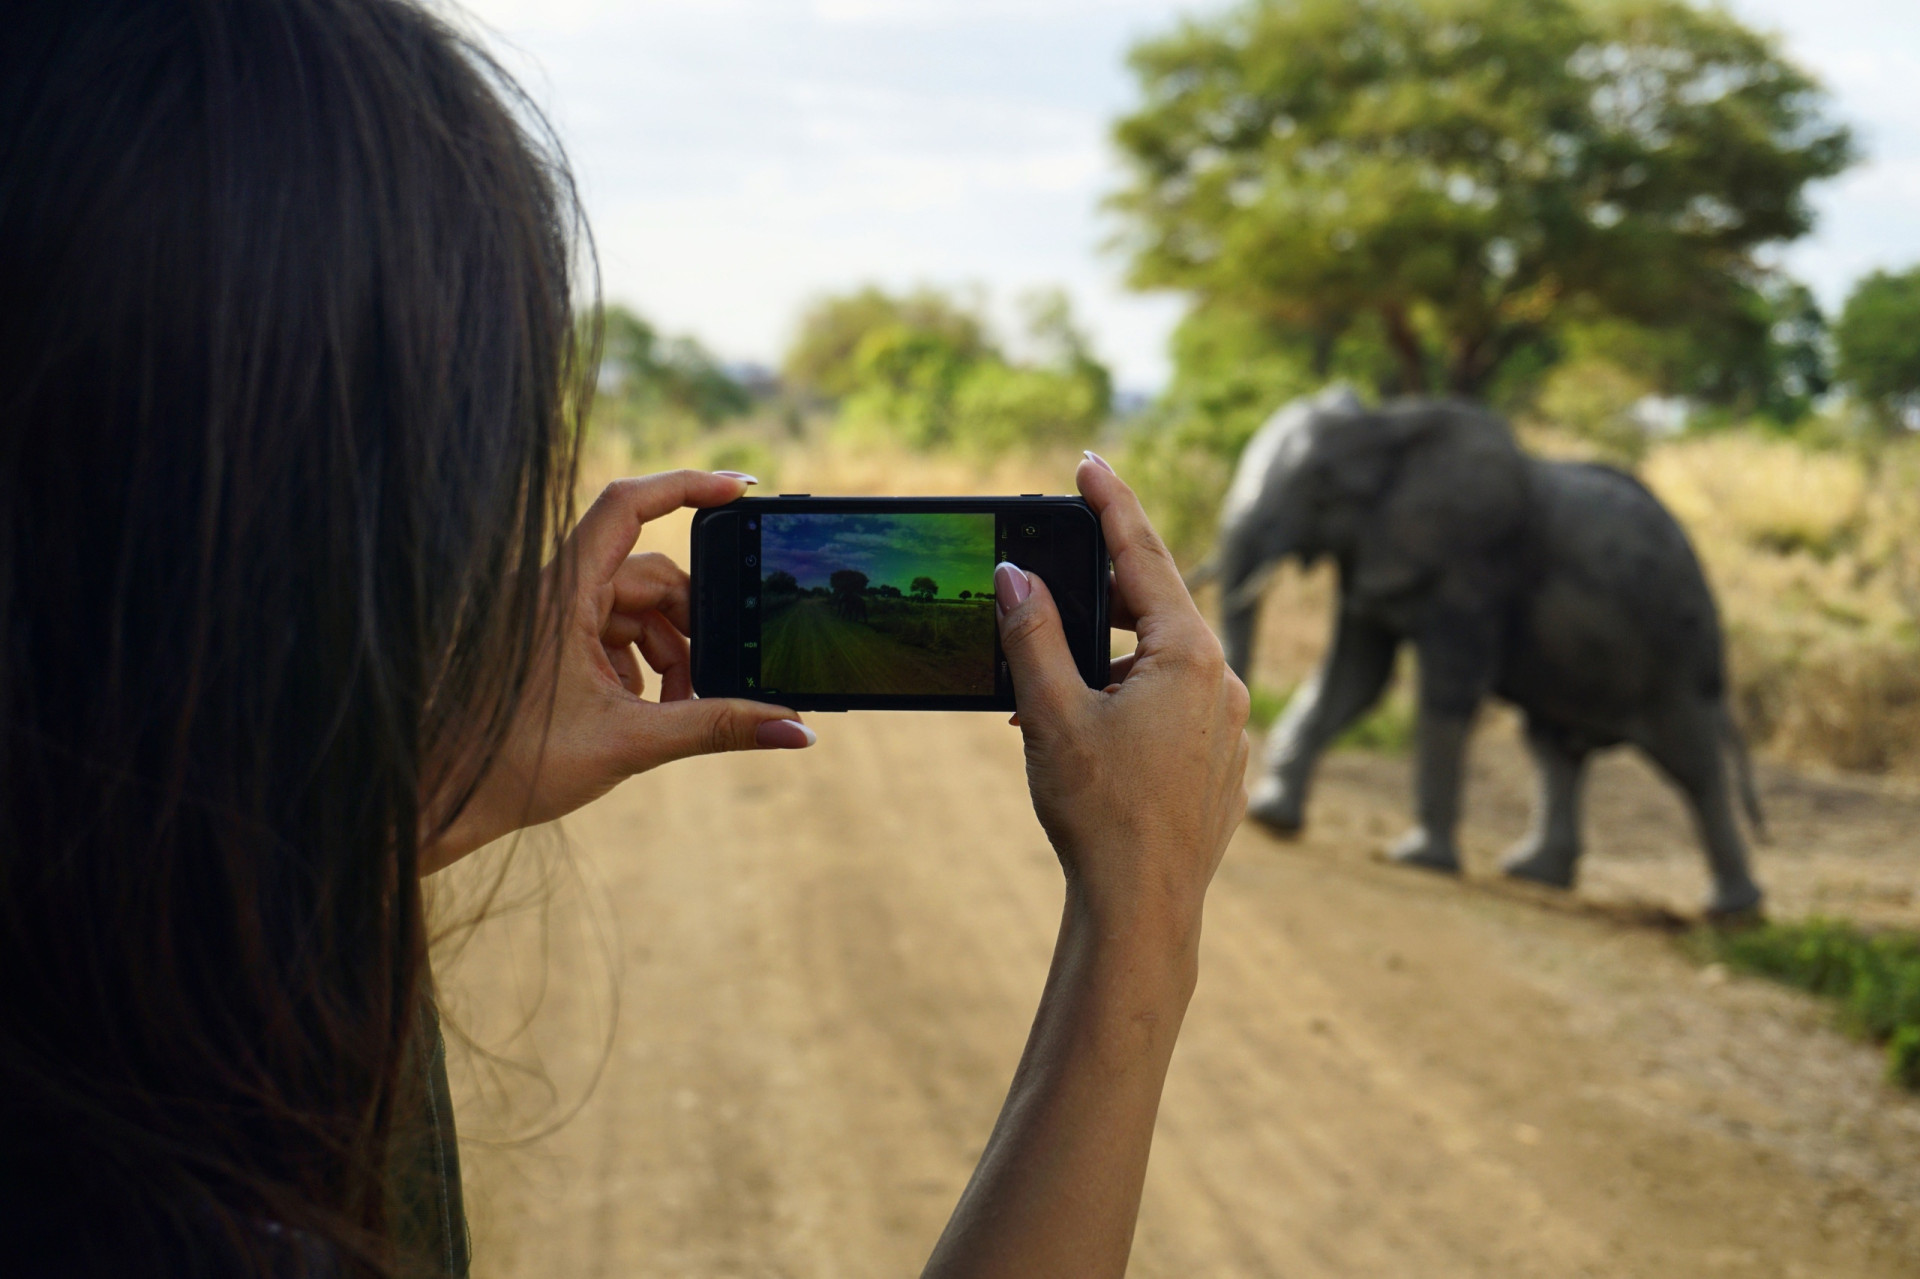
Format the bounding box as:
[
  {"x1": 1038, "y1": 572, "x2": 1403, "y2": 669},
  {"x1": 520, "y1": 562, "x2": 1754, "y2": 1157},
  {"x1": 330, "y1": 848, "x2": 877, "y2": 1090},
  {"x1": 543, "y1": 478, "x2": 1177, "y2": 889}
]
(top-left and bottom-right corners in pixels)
[{"x1": 1350, "y1": 403, "x2": 1529, "y2": 607}]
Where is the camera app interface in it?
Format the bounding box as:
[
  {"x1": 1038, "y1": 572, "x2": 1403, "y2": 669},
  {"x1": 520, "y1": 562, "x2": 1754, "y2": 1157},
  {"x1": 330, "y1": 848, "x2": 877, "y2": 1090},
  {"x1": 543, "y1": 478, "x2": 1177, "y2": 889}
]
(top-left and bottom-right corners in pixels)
[{"x1": 756, "y1": 512, "x2": 997, "y2": 696}]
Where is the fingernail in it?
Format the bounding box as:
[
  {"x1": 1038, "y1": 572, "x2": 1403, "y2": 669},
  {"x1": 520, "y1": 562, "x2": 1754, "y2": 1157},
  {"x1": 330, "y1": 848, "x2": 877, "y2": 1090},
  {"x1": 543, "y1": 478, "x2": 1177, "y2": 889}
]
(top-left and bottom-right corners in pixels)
[
  {"x1": 714, "y1": 471, "x2": 759, "y2": 485},
  {"x1": 754, "y1": 718, "x2": 815, "y2": 749},
  {"x1": 1084, "y1": 450, "x2": 1115, "y2": 475},
  {"x1": 994, "y1": 561, "x2": 1031, "y2": 614}
]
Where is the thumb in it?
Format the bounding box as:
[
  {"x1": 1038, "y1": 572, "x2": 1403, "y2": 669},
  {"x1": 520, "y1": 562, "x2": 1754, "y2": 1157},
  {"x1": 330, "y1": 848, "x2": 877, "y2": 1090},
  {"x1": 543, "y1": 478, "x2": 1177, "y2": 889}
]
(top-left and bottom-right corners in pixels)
[
  {"x1": 636, "y1": 697, "x2": 816, "y2": 767},
  {"x1": 995, "y1": 562, "x2": 1084, "y2": 720}
]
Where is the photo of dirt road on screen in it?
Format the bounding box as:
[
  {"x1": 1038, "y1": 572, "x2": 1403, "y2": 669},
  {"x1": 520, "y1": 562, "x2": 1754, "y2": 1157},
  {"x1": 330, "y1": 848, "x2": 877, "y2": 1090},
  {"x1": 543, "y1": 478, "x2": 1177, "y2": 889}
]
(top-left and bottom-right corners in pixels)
[{"x1": 758, "y1": 512, "x2": 996, "y2": 696}]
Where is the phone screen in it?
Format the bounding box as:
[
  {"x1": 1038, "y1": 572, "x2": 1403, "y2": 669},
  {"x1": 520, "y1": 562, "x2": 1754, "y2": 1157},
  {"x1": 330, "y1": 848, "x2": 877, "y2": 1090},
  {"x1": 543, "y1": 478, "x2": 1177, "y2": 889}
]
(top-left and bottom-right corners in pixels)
[
  {"x1": 753, "y1": 511, "x2": 998, "y2": 698},
  {"x1": 694, "y1": 497, "x2": 1106, "y2": 711}
]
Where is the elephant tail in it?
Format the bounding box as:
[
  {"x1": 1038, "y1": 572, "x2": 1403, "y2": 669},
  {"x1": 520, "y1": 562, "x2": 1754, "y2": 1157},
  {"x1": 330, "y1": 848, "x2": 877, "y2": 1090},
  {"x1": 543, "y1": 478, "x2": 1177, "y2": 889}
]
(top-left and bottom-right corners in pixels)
[{"x1": 1719, "y1": 702, "x2": 1768, "y2": 843}]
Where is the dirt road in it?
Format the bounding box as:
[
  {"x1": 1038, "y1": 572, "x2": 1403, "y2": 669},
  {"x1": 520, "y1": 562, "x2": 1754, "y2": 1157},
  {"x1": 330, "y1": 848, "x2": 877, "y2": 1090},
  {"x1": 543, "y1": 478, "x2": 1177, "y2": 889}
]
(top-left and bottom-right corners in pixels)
[{"x1": 439, "y1": 704, "x2": 1920, "y2": 1279}]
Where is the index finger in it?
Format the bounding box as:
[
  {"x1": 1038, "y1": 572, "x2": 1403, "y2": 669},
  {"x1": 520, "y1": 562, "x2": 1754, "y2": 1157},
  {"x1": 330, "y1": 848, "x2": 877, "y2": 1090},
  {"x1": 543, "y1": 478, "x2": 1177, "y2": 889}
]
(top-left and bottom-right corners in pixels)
[
  {"x1": 1076, "y1": 458, "x2": 1203, "y2": 640},
  {"x1": 572, "y1": 470, "x2": 754, "y2": 582}
]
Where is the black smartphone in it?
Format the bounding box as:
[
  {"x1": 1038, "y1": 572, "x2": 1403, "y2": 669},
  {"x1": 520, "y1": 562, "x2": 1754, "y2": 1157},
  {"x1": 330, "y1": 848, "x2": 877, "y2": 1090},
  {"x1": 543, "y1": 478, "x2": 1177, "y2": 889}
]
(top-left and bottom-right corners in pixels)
[{"x1": 691, "y1": 496, "x2": 1109, "y2": 711}]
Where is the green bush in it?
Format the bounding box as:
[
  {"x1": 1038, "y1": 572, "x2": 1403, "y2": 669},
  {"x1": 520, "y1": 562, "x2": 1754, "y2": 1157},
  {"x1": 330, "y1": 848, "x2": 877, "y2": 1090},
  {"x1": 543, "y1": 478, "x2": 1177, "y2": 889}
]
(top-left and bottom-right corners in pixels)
[
  {"x1": 838, "y1": 324, "x2": 976, "y2": 448},
  {"x1": 1246, "y1": 682, "x2": 1414, "y2": 755},
  {"x1": 1704, "y1": 918, "x2": 1920, "y2": 1088},
  {"x1": 795, "y1": 284, "x2": 1116, "y2": 454},
  {"x1": 1247, "y1": 684, "x2": 1292, "y2": 732},
  {"x1": 1337, "y1": 696, "x2": 1415, "y2": 753},
  {"x1": 1119, "y1": 415, "x2": 1235, "y2": 565},
  {"x1": 950, "y1": 363, "x2": 1103, "y2": 453}
]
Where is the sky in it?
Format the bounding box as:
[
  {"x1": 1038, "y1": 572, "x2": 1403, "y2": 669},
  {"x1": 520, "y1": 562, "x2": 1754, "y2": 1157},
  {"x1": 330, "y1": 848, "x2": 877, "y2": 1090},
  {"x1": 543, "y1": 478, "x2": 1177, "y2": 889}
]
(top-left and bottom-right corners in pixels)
[
  {"x1": 760, "y1": 512, "x2": 997, "y2": 596},
  {"x1": 456, "y1": 0, "x2": 1920, "y2": 393}
]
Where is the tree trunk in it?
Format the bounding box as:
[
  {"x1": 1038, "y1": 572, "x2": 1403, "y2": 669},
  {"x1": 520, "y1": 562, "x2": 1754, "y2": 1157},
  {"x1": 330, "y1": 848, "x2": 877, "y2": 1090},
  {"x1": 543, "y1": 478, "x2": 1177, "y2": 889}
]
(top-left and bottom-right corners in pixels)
[
  {"x1": 1450, "y1": 323, "x2": 1538, "y2": 402},
  {"x1": 1311, "y1": 325, "x2": 1338, "y2": 380},
  {"x1": 1380, "y1": 304, "x2": 1428, "y2": 397},
  {"x1": 1448, "y1": 332, "x2": 1488, "y2": 399}
]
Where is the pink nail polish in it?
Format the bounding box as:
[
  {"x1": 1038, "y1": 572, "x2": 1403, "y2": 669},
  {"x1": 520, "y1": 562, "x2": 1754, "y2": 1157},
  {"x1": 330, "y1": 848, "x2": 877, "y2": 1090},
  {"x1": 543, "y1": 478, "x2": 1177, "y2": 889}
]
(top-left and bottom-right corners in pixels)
[
  {"x1": 755, "y1": 719, "x2": 815, "y2": 749},
  {"x1": 714, "y1": 470, "x2": 759, "y2": 485},
  {"x1": 1084, "y1": 450, "x2": 1115, "y2": 475},
  {"x1": 994, "y1": 561, "x2": 1032, "y2": 613}
]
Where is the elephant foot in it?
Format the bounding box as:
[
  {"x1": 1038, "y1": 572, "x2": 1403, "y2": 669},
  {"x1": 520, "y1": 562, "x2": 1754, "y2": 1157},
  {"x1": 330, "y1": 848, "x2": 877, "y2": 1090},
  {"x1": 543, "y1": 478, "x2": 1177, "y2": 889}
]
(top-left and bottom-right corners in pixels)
[
  {"x1": 1704, "y1": 878, "x2": 1765, "y2": 920},
  {"x1": 1500, "y1": 842, "x2": 1578, "y2": 891},
  {"x1": 1388, "y1": 828, "x2": 1461, "y2": 876},
  {"x1": 1246, "y1": 779, "x2": 1304, "y2": 838}
]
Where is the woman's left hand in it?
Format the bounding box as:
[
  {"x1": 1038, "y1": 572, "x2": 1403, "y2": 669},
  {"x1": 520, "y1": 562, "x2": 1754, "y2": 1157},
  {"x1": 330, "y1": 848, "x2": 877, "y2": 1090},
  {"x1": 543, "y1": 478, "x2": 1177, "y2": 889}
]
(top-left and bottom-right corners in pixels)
[{"x1": 422, "y1": 470, "x2": 812, "y2": 872}]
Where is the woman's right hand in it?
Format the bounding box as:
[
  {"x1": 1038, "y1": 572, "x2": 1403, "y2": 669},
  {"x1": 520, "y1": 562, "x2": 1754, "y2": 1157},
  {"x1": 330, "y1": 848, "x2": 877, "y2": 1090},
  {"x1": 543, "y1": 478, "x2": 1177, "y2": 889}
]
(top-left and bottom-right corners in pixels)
[
  {"x1": 924, "y1": 455, "x2": 1250, "y2": 1279},
  {"x1": 994, "y1": 453, "x2": 1251, "y2": 959}
]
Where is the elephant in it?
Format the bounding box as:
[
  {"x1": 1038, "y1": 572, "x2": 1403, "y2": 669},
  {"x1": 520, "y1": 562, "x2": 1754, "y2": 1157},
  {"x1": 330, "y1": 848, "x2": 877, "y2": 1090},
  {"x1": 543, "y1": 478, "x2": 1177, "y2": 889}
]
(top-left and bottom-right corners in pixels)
[{"x1": 1199, "y1": 388, "x2": 1765, "y2": 916}]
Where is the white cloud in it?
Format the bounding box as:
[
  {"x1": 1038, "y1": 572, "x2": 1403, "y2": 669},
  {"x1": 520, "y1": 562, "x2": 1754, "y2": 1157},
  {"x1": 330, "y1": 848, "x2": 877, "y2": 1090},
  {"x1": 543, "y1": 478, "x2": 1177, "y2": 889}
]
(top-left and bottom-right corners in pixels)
[{"x1": 450, "y1": 0, "x2": 1920, "y2": 389}]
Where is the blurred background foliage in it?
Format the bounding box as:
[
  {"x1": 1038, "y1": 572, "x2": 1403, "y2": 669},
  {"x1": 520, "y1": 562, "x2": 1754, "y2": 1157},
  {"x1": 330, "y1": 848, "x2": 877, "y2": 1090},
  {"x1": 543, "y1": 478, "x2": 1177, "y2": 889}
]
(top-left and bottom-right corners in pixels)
[
  {"x1": 580, "y1": 0, "x2": 1920, "y2": 780},
  {"x1": 784, "y1": 284, "x2": 1114, "y2": 453},
  {"x1": 593, "y1": 304, "x2": 754, "y2": 455}
]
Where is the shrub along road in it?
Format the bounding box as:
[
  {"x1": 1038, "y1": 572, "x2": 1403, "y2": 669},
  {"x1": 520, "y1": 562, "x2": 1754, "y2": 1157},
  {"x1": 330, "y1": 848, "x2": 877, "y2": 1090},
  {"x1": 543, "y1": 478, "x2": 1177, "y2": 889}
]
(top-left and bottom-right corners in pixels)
[{"x1": 441, "y1": 705, "x2": 1920, "y2": 1278}]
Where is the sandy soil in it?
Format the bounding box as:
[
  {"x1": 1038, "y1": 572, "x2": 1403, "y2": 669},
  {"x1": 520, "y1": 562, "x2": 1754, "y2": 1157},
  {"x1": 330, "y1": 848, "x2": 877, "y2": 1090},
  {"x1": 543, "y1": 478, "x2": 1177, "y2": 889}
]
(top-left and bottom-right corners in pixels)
[
  {"x1": 420, "y1": 495, "x2": 1920, "y2": 1277},
  {"x1": 435, "y1": 702, "x2": 1920, "y2": 1279}
]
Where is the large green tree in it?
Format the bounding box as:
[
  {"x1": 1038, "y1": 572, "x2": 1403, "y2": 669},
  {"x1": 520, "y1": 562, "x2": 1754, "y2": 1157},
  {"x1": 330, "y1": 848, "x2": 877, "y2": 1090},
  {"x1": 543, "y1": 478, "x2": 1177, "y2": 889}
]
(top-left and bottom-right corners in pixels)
[
  {"x1": 1110, "y1": 0, "x2": 1854, "y2": 401},
  {"x1": 1835, "y1": 266, "x2": 1920, "y2": 430}
]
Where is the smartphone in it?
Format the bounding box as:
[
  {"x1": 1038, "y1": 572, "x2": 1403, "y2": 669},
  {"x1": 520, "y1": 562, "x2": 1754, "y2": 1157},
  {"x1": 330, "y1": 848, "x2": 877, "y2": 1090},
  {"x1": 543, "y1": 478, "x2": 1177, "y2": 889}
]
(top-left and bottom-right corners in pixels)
[{"x1": 691, "y1": 496, "x2": 1109, "y2": 711}]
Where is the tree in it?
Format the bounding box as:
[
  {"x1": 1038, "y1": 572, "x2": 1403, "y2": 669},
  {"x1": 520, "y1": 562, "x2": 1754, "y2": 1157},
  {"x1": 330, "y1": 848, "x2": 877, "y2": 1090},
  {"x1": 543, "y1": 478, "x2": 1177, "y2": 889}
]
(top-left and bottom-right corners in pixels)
[
  {"x1": 843, "y1": 324, "x2": 980, "y2": 448},
  {"x1": 598, "y1": 303, "x2": 749, "y2": 426},
  {"x1": 1019, "y1": 287, "x2": 1115, "y2": 419},
  {"x1": 951, "y1": 363, "x2": 1106, "y2": 452},
  {"x1": 910, "y1": 576, "x2": 938, "y2": 602},
  {"x1": 785, "y1": 285, "x2": 1116, "y2": 451},
  {"x1": 958, "y1": 590, "x2": 972, "y2": 600},
  {"x1": 947, "y1": 289, "x2": 1114, "y2": 451},
  {"x1": 1835, "y1": 267, "x2": 1920, "y2": 430},
  {"x1": 763, "y1": 570, "x2": 799, "y2": 595},
  {"x1": 828, "y1": 570, "x2": 870, "y2": 621},
  {"x1": 1110, "y1": 0, "x2": 1854, "y2": 401},
  {"x1": 784, "y1": 286, "x2": 992, "y2": 399}
]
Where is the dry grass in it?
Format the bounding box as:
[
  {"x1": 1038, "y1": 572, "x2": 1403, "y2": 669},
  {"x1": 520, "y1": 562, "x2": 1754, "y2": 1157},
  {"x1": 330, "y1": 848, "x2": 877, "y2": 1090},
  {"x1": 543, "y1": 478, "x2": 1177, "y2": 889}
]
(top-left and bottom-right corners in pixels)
[
  {"x1": 1635, "y1": 433, "x2": 1920, "y2": 775},
  {"x1": 1643, "y1": 434, "x2": 1871, "y2": 558}
]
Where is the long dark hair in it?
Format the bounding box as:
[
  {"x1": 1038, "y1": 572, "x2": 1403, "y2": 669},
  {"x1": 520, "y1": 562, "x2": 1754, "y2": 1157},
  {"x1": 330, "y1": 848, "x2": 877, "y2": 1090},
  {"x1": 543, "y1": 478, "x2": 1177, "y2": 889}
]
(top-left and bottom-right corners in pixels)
[{"x1": 0, "y1": 0, "x2": 590, "y2": 1271}]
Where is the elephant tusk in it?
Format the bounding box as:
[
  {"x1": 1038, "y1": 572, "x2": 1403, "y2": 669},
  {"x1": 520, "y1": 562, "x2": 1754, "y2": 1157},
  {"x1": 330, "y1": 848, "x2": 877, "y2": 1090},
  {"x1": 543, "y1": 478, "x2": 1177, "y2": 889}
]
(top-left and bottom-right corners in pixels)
[{"x1": 1224, "y1": 564, "x2": 1278, "y2": 612}]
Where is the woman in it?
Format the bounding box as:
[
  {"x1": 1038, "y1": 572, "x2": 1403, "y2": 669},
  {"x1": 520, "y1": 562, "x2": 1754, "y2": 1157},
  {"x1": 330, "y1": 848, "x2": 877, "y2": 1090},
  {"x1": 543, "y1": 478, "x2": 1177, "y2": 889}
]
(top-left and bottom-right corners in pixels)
[{"x1": 0, "y1": 2, "x2": 1250, "y2": 1275}]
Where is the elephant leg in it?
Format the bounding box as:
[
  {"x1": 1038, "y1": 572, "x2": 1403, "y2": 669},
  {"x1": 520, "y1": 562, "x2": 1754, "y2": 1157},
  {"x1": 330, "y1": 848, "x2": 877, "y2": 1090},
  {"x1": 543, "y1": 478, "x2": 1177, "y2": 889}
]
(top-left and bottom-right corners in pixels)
[
  {"x1": 1389, "y1": 617, "x2": 1499, "y2": 875},
  {"x1": 1637, "y1": 699, "x2": 1765, "y2": 917},
  {"x1": 1501, "y1": 720, "x2": 1589, "y2": 889},
  {"x1": 1388, "y1": 711, "x2": 1474, "y2": 874},
  {"x1": 1248, "y1": 613, "x2": 1398, "y2": 835}
]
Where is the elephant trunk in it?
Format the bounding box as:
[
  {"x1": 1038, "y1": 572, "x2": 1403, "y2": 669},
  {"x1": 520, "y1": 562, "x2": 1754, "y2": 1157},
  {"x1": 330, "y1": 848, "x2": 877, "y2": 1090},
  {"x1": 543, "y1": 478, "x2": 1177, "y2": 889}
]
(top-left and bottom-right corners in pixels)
[
  {"x1": 1214, "y1": 531, "x2": 1285, "y2": 682},
  {"x1": 1212, "y1": 491, "x2": 1315, "y2": 681},
  {"x1": 1221, "y1": 590, "x2": 1260, "y2": 683}
]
